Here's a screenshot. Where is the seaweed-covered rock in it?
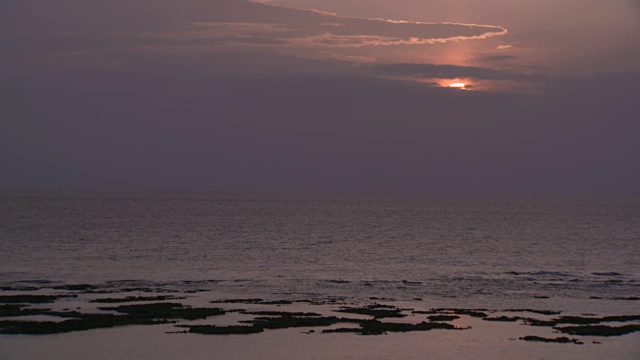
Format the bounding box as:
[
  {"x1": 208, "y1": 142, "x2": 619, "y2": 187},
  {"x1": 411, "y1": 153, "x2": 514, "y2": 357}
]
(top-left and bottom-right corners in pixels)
[
  {"x1": 451, "y1": 309, "x2": 488, "y2": 318},
  {"x1": 554, "y1": 324, "x2": 640, "y2": 337},
  {"x1": 483, "y1": 316, "x2": 520, "y2": 322},
  {"x1": 612, "y1": 297, "x2": 640, "y2": 301},
  {"x1": 211, "y1": 298, "x2": 265, "y2": 304},
  {"x1": 520, "y1": 336, "x2": 583, "y2": 344},
  {"x1": 324, "y1": 320, "x2": 458, "y2": 335},
  {"x1": 0, "y1": 295, "x2": 67, "y2": 304},
  {"x1": 261, "y1": 300, "x2": 293, "y2": 305},
  {"x1": 427, "y1": 315, "x2": 460, "y2": 322},
  {"x1": 428, "y1": 308, "x2": 488, "y2": 318},
  {"x1": 242, "y1": 314, "x2": 345, "y2": 329},
  {"x1": 0, "y1": 314, "x2": 164, "y2": 335},
  {"x1": 0, "y1": 304, "x2": 50, "y2": 317},
  {"x1": 0, "y1": 303, "x2": 226, "y2": 335},
  {"x1": 100, "y1": 302, "x2": 225, "y2": 320},
  {"x1": 240, "y1": 311, "x2": 321, "y2": 317},
  {"x1": 180, "y1": 325, "x2": 264, "y2": 335},
  {"x1": 504, "y1": 309, "x2": 561, "y2": 315},
  {"x1": 90, "y1": 296, "x2": 181, "y2": 303},
  {"x1": 525, "y1": 315, "x2": 640, "y2": 327},
  {"x1": 0, "y1": 286, "x2": 40, "y2": 291},
  {"x1": 412, "y1": 310, "x2": 440, "y2": 315},
  {"x1": 336, "y1": 305, "x2": 405, "y2": 318},
  {"x1": 52, "y1": 284, "x2": 100, "y2": 291},
  {"x1": 210, "y1": 298, "x2": 291, "y2": 305}
]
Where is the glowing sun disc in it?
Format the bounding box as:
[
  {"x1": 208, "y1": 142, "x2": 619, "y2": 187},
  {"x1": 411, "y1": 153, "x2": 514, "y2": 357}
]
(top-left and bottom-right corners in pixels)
[{"x1": 450, "y1": 83, "x2": 466, "y2": 88}]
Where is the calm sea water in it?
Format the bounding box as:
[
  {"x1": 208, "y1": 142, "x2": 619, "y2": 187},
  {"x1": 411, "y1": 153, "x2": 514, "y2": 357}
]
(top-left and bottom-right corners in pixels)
[{"x1": 1, "y1": 190, "x2": 639, "y2": 313}]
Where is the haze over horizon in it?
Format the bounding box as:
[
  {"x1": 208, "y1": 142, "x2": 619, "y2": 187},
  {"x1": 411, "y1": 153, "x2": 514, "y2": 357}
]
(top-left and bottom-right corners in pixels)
[{"x1": 1, "y1": 0, "x2": 639, "y2": 197}]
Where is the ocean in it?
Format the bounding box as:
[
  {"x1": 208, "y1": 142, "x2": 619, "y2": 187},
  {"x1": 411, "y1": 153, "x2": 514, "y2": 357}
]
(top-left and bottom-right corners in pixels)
[{"x1": 1, "y1": 190, "x2": 639, "y2": 314}]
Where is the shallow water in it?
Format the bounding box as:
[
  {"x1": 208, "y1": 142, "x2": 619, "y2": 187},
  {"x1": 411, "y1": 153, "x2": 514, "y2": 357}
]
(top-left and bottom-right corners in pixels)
[
  {"x1": 1, "y1": 296, "x2": 639, "y2": 360},
  {"x1": 2, "y1": 319, "x2": 637, "y2": 360},
  {"x1": 1, "y1": 190, "x2": 639, "y2": 313}
]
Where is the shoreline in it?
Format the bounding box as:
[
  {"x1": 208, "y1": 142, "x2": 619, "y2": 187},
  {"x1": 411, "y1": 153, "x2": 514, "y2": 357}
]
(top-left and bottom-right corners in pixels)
[{"x1": 2, "y1": 283, "x2": 639, "y2": 346}]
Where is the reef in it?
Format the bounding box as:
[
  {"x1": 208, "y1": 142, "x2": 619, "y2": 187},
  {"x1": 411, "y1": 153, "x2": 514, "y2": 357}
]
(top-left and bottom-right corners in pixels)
[
  {"x1": 180, "y1": 325, "x2": 265, "y2": 335},
  {"x1": 210, "y1": 299, "x2": 292, "y2": 305},
  {"x1": 0, "y1": 295, "x2": 70, "y2": 304},
  {"x1": 240, "y1": 311, "x2": 322, "y2": 317},
  {"x1": 0, "y1": 304, "x2": 48, "y2": 317},
  {"x1": 427, "y1": 315, "x2": 460, "y2": 322},
  {"x1": 0, "y1": 313, "x2": 164, "y2": 335},
  {"x1": 2, "y1": 283, "x2": 639, "y2": 343},
  {"x1": 524, "y1": 315, "x2": 640, "y2": 327},
  {"x1": 0, "y1": 302, "x2": 225, "y2": 335},
  {"x1": 483, "y1": 316, "x2": 520, "y2": 322},
  {"x1": 520, "y1": 336, "x2": 583, "y2": 344},
  {"x1": 240, "y1": 314, "x2": 348, "y2": 330},
  {"x1": 100, "y1": 302, "x2": 225, "y2": 320},
  {"x1": 90, "y1": 296, "x2": 183, "y2": 303},
  {"x1": 335, "y1": 305, "x2": 405, "y2": 318},
  {"x1": 554, "y1": 325, "x2": 640, "y2": 337},
  {"x1": 429, "y1": 309, "x2": 488, "y2": 318},
  {"x1": 52, "y1": 284, "x2": 101, "y2": 291},
  {"x1": 324, "y1": 320, "x2": 458, "y2": 335},
  {"x1": 503, "y1": 309, "x2": 561, "y2": 315}
]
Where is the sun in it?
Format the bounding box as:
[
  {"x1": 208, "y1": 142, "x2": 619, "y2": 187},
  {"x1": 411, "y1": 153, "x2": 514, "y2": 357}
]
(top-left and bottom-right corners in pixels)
[{"x1": 449, "y1": 82, "x2": 466, "y2": 89}]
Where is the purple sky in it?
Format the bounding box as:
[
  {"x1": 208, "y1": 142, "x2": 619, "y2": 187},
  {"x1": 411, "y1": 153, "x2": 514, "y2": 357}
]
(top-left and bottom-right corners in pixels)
[{"x1": 1, "y1": 0, "x2": 639, "y2": 197}]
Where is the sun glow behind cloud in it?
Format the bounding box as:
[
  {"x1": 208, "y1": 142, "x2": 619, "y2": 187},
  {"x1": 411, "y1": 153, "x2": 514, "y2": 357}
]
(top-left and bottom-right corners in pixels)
[
  {"x1": 381, "y1": 75, "x2": 539, "y2": 93},
  {"x1": 435, "y1": 78, "x2": 473, "y2": 90}
]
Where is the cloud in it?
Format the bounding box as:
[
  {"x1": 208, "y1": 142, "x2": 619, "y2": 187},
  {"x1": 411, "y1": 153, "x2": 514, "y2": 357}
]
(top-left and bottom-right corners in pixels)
[
  {"x1": 1, "y1": 0, "x2": 544, "y2": 94},
  {"x1": 154, "y1": 2, "x2": 508, "y2": 49},
  {"x1": 1, "y1": 0, "x2": 507, "y2": 54},
  {"x1": 480, "y1": 55, "x2": 518, "y2": 62},
  {"x1": 294, "y1": 51, "x2": 377, "y2": 63}
]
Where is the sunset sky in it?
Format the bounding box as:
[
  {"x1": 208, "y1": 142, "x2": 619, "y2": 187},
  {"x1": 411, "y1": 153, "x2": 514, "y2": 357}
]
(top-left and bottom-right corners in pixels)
[{"x1": 1, "y1": 0, "x2": 639, "y2": 196}]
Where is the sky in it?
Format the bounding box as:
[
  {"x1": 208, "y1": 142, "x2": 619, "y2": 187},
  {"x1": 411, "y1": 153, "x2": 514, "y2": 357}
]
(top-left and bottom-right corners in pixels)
[{"x1": 1, "y1": 0, "x2": 639, "y2": 197}]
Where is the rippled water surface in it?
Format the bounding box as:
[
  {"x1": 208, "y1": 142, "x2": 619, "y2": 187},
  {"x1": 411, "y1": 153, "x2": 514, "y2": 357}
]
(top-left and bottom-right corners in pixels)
[{"x1": 1, "y1": 191, "x2": 639, "y2": 312}]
